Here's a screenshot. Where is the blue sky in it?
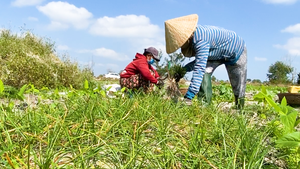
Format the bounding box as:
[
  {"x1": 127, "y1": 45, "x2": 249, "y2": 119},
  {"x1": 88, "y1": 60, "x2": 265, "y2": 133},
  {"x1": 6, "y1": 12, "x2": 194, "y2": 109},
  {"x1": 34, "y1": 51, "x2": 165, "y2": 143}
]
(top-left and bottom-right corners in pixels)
[{"x1": 1, "y1": 0, "x2": 300, "y2": 82}]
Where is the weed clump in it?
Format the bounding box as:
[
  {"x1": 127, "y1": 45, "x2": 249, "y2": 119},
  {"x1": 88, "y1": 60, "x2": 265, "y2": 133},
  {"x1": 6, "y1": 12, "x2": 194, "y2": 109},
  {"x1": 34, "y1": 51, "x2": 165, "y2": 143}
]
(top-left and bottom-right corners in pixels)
[
  {"x1": 163, "y1": 64, "x2": 187, "y2": 100},
  {"x1": 0, "y1": 29, "x2": 93, "y2": 89}
]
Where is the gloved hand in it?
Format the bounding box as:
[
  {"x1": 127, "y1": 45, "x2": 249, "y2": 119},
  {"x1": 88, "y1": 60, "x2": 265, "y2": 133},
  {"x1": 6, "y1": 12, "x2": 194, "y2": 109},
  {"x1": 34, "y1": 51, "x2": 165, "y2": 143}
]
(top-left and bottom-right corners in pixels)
[
  {"x1": 174, "y1": 73, "x2": 183, "y2": 82},
  {"x1": 156, "y1": 79, "x2": 164, "y2": 89}
]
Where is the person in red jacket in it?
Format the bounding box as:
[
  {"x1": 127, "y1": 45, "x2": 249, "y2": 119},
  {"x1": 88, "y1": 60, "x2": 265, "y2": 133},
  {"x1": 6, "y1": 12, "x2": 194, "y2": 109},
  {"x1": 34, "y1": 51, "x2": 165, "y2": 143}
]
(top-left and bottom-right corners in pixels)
[{"x1": 120, "y1": 47, "x2": 164, "y2": 92}]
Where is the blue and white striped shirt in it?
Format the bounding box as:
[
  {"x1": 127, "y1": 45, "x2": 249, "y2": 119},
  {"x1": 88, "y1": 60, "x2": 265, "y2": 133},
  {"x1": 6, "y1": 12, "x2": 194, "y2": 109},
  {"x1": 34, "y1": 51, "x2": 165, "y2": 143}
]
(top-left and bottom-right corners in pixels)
[{"x1": 186, "y1": 25, "x2": 245, "y2": 99}]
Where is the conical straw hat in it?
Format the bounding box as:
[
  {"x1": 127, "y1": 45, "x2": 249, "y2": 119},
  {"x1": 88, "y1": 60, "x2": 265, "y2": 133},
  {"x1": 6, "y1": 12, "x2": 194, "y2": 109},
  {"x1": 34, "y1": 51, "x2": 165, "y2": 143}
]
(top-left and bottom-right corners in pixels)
[{"x1": 165, "y1": 14, "x2": 198, "y2": 54}]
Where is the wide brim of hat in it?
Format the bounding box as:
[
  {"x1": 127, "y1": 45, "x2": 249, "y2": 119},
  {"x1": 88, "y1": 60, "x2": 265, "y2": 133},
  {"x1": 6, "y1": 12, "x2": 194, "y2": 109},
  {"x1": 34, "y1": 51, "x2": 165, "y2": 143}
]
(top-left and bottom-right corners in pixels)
[{"x1": 165, "y1": 14, "x2": 198, "y2": 54}]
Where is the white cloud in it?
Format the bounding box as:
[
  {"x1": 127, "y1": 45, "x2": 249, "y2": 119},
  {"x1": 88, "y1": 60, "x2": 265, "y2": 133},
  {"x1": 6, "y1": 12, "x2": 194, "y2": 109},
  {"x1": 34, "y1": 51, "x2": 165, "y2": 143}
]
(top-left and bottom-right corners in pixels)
[
  {"x1": 275, "y1": 37, "x2": 300, "y2": 55},
  {"x1": 282, "y1": 23, "x2": 300, "y2": 35},
  {"x1": 79, "y1": 48, "x2": 130, "y2": 61},
  {"x1": 79, "y1": 61, "x2": 93, "y2": 67},
  {"x1": 128, "y1": 38, "x2": 165, "y2": 54},
  {"x1": 89, "y1": 15, "x2": 162, "y2": 38},
  {"x1": 46, "y1": 21, "x2": 69, "y2": 30},
  {"x1": 57, "y1": 45, "x2": 70, "y2": 51},
  {"x1": 262, "y1": 0, "x2": 298, "y2": 4},
  {"x1": 28, "y1": 17, "x2": 38, "y2": 21},
  {"x1": 94, "y1": 63, "x2": 120, "y2": 74},
  {"x1": 254, "y1": 57, "x2": 267, "y2": 61},
  {"x1": 11, "y1": 0, "x2": 45, "y2": 7},
  {"x1": 37, "y1": 1, "x2": 93, "y2": 30},
  {"x1": 106, "y1": 64, "x2": 120, "y2": 69},
  {"x1": 96, "y1": 63, "x2": 104, "y2": 66}
]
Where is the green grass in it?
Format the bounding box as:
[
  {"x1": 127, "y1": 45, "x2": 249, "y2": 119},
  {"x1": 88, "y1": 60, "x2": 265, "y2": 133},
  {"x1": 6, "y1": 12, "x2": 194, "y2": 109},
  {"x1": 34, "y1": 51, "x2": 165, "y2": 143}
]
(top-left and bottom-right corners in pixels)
[{"x1": 1, "y1": 83, "x2": 290, "y2": 168}]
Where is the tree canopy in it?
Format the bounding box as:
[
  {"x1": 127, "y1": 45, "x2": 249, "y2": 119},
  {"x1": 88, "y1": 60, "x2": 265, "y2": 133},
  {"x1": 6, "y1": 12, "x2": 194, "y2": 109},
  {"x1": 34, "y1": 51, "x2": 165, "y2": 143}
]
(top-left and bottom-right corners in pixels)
[{"x1": 267, "y1": 61, "x2": 293, "y2": 84}]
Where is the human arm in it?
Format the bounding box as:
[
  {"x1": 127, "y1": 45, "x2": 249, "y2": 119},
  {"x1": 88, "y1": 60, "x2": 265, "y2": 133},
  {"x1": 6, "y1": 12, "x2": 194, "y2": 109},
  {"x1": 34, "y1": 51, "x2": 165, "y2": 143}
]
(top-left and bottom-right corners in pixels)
[
  {"x1": 184, "y1": 40, "x2": 210, "y2": 99},
  {"x1": 136, "y1": 61, "x2": 158, "y2": 84},
  {"x1": 150, "y1": 66, "x2": 160, "y2": 79},
  {"x1": 184, "y1": 60, "x2": 196, "y2": 72}
]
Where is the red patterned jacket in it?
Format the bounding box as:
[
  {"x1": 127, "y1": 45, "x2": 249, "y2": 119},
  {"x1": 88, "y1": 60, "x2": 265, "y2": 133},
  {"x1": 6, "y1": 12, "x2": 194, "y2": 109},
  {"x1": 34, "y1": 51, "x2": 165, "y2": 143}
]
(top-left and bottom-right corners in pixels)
[{"x1": 120, "y1": 53, "x2": 159, "y2": 83}]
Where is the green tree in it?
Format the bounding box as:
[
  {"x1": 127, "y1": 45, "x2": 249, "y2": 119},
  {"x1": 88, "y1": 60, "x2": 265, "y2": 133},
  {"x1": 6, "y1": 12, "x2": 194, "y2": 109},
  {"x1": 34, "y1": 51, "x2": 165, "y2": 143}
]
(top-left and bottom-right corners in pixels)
[
  {"x1": 153, "y1": 51, "x2": 167, "y2": 76},
  {"x1": 212, "y1": 76, "x2": 217, "y2": 82},
  {"x1": 252, "y1": 79, "x2": 262, "y2": 84},
  {"x1": 297, "y1": 73, "x2": 300, "y2": 85},
  {"x1": 154, "y1": 52, "x2": 185, "y2": 78},
  {"x1": 267, "y1": 61, "x2": 293, "y2": 84}
]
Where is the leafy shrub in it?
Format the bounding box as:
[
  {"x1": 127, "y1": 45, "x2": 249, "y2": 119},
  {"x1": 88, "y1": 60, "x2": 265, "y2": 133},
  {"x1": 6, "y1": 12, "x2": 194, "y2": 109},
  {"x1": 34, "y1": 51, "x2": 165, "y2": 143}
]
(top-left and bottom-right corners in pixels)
[
  {"x1": 0, "y1": 29, "x2": 93, "y2": 89},
  {"x1": 212, "y1": 83, "x2": 233, "y2": 101},
  {"x1": 168, "y1": 64, "x2": 187, "y2": 79},
  {"x1": 154, "y1": 52, "x2": 186, "y2": 78}
]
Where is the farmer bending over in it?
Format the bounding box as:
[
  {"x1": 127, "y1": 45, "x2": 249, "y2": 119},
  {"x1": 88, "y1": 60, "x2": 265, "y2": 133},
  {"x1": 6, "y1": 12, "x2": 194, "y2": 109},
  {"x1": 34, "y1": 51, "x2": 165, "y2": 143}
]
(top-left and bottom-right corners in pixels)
[
  {"x1": 120, "y1": 47, "x2": 164, "y2": 93},
  {"x1": 164, "y1": 14, "x2": 247, "y2": 108}
]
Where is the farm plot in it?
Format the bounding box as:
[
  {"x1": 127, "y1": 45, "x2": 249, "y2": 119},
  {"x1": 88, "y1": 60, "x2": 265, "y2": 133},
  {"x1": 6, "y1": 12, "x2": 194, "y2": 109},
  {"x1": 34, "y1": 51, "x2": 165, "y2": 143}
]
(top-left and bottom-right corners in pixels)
[{"x1": 0, "y1": 81, "x2": 299, "y2": 168}]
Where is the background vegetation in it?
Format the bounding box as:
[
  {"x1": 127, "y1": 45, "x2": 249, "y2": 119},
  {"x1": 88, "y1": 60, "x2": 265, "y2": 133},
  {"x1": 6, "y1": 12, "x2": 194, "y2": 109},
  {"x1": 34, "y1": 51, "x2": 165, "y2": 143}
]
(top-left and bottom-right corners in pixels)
[
  {"x1": 267, "y1": 61, "x2": 294, "y2": 84},
  {"x1": 0, "y1": 29, "x2": 94, "y2": 89}
]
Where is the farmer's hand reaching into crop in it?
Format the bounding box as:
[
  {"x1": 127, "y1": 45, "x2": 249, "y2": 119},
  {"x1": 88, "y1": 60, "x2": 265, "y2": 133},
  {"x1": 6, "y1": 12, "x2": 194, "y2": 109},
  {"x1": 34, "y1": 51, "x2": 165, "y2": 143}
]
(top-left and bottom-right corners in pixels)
[
  {"x1": 156, "y1": 79, "x2": 164, "y2": 89},
  {"x1": 174, "y1": 73, "x2": 182, "y2": 82}
]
